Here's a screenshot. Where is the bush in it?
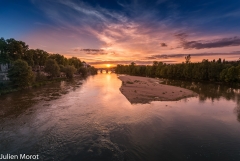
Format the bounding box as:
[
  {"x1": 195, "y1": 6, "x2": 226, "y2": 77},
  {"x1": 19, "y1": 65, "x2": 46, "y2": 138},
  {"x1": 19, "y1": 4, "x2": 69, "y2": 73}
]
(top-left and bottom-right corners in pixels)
[
  {"x1": 35, "y1": 72, "x2": 47, "y2": 81},
  {"x1": 44, "y1": 59, "x2": 60, "y2": 77},
  {"x1": 8, "y1": 59, "x2": 34, "y2": 87},
  {"x1": 78, "y1": 67, "x2": 87, "y2": 76},
  {"x1": 64, "y1": 65, "x2": 77, "y2": 79}
]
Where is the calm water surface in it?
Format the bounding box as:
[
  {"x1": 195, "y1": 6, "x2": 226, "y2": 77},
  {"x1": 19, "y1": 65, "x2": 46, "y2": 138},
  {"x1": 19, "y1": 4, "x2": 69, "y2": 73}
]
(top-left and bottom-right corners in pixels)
[{"x1": 0, "y1": 73, "x2": 240, "y2": 161}]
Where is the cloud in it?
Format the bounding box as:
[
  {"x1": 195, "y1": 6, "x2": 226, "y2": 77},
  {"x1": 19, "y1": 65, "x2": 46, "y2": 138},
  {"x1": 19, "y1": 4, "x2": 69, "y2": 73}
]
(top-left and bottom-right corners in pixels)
[
  {"x1": 183, "y1": 37, "x2": 240, "y2": 49},
  {"x1": 31, "y1": 0, "x2": 187, "y2": 62},
  {"x1": 160, "y1": 43, "x2": 167, "y2": 47},
  {"x1": 176, "y1": 33, "x2": 240, "y2": 49},
  {"x1": 29, "y1": 0, "x2": 240, "y2": 65},
  {"x1": 175, "y1": 33, "x2": 188, "y2": 41},
  {"x1": 73, "y1": 48, "x2": 105, "y2": 52},
  {"x1": 146, "y1": 51, "x2": 240, "y2": 59},
  {"x1": 81, "y1": 49, "x2": 104, "y2": 52},
  {"x1": 89, "y1": 60, "x2": 177, "y2": 66},
  {"x1": 86, "y1": 52, "x2": 108, "y2": 55},
  {"x1": 76, "y1": 48, "x2": 108, "y2": 55}
]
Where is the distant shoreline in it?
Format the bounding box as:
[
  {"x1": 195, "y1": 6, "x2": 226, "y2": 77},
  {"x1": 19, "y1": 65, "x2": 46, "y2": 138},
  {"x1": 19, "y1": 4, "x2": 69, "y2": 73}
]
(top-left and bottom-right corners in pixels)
[{"x1": 118, "y1": 75, "x2": 198, "y2": 104}]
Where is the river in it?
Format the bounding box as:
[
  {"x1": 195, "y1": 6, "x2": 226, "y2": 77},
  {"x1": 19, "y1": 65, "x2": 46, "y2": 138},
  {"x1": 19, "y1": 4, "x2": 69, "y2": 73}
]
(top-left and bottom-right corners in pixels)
[{"x1": 0, "y1": 73, "x2": 240, "y2": 161}]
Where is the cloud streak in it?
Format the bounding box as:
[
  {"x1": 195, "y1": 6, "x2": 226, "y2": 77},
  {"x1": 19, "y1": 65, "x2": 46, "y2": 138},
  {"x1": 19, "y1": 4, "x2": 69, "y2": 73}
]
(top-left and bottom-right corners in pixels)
[
  {"x1": 146, "y1": 51, "x2": 240, "y2": 59},
  {"x1": 89, "y1": 60, "x2": 177, "y2": 65},
  {"x1": 176, "y1": 33, "x2": 240, "y2": 49},
  {"x1": 86, "y1": 52, "x2": 108, "y2": 55},
  {"x1": 80, "y1": 49, "x2": 104, "y2": 52}
]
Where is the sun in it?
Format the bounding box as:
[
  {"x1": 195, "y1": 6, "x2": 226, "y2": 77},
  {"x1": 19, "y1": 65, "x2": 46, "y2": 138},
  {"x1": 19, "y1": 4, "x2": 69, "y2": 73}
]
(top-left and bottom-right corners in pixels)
[{"x1": 106, "y1": 64, "x2": 111, "y2": 68}]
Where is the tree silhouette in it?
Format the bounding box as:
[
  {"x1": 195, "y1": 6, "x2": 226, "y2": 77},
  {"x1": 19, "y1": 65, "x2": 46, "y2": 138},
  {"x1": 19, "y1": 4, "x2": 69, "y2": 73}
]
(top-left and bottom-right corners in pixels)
[{"x1": 185, "y1": 54, "x2": 191, "y2": 64}]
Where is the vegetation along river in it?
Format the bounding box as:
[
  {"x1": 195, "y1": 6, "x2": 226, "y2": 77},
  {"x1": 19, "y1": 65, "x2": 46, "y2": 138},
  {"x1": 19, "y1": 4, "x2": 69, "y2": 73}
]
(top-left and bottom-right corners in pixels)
[{"x1": 0, "y1": 73, "x2": 240, "y2": 161}]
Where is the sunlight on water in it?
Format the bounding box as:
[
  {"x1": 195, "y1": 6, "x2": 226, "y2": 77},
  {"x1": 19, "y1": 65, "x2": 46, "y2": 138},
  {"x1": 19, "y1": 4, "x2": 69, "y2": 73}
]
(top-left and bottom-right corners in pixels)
[{"x1": 0, "y1": 73, "x2": 240, "y2": 161}]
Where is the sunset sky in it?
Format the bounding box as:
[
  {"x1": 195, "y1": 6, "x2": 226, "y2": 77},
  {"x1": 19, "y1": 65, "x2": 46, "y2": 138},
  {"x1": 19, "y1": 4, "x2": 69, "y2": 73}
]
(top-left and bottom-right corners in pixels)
[{"x1": 1, "y1": 0, "x2": 240, "y2": 68}]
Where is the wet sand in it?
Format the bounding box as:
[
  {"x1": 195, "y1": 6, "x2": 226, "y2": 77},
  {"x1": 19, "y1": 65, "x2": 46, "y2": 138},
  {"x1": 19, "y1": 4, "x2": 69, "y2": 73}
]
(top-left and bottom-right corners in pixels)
[{"x1": 118, "y1": 75, "x2": 198, "y2": 104}]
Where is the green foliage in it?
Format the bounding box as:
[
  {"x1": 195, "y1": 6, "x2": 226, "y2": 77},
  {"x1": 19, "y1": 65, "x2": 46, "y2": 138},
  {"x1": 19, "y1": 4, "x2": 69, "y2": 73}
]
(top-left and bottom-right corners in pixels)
[
  {"x1": 33, "y1": 49, "x2": 49, "y2": 66},
  {"x1": 116, "y1": 59, "x2": 240, "y2": 84},
  {"x1": 44, "y1": 59, "x2": 60, "y2": 77},
  {"x1": 68, "y1": 57, "x2": 82, "y2": 69},
  {"x1": 88, "y1": 66, "x2": 98, "y2": 75},
  {"x1": 0, "y1": 37, "x2": 97, "y2": 90},
  {"x1": 0, "y1": 51, "x2": 10, "y2": 63},
  {"x1": 35, "y1": 72, "x2": 47, "y2": 81},
  {"x1": 78, "y1": 67, "x2": 87, "y2": 76},
  {"x1": 23, "y1": 50, "x2": 34, "y2": 67},
  {"x1": 64, "y1": 65, "x2": 77, "y2": 79},
  {"x1": 0, "y1": 38, "x2": 9, "y2": 63},
  {"x1": 219, "y1": 64, "x2": 239, "y2": 83},
  {"x1": 48, "y1": 54, "x2": 66, "y2": 66},
  {"x1": 8, "y1": 60, "x2": 34, "y2": 87},
  {"x1": 6, "y1": 38, "x2": 29, "y2": 61},
  {"x1": 59, "y1": 65, "x2": 65, "y2": 72}
]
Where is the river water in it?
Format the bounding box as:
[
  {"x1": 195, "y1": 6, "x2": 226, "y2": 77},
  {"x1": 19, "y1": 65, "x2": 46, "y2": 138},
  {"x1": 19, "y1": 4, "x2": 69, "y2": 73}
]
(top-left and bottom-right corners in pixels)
[{"x1": 0, "y1": 73, "x2": 240, "y2": 161}]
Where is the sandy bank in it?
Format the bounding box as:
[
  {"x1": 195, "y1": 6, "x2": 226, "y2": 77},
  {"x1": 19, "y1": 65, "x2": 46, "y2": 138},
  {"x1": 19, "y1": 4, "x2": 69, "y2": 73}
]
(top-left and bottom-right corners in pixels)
[{"x1": 118, "y1": 75, "x2": 198, "y2": 104}]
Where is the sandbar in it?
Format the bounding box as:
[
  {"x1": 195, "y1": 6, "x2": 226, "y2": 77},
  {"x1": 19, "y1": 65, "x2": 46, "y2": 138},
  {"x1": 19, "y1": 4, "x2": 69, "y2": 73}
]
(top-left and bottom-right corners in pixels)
[{"x1": 118, "y1": 75, "x2": 198, "y2": 104}]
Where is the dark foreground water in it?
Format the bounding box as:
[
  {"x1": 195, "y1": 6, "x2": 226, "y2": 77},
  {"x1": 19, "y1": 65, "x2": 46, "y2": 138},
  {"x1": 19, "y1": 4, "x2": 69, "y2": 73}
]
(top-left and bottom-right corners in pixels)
[{"x1": 0, "y1": 73, "x2": 240, "y2": 161}]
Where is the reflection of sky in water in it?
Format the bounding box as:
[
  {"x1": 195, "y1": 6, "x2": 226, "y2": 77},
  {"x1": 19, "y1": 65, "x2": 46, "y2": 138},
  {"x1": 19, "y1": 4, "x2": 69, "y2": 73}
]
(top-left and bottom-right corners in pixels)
[{"x1": 0, "y1": 73, "x2": 240, "y2": 161}]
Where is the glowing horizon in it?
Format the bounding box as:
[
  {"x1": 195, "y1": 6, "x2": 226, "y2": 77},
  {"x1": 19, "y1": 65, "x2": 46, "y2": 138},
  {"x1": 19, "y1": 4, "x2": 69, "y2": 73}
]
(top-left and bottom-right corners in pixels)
[{"x1": 1, "y1": 0, "x2": 240, "y2": 68}]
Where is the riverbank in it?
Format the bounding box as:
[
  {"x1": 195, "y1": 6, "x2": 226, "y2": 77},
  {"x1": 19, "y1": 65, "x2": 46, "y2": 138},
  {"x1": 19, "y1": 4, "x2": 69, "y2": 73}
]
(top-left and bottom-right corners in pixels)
[
  {"x1": 0, "y1": 71, "x2": 99, "y2": 96},
  {"x1": 118, "y1": 75, "x2": 198, "y2": 103},
  {"x1": 0, "y1": 77, "x2": 68, "y2": 95}
]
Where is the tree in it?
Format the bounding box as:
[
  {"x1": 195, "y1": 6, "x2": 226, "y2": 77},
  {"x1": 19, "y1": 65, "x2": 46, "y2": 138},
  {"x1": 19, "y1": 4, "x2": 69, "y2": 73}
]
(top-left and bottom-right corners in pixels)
[
  {"x1": 33, "y1": 49, "x2": 49, "y2": 67},
  {"x1": 185, "y1": 54, "x2": 191, "y2": 64},
  {"x1": 44, "y1": 59, "x2": 60, "y2": 77},
  {"x1": 64, "y1": 65, "x2": 76, "y2": 79},
  {"x1": 8, "y1": 60, "x2": 34, "y2": 87},
  {"x1": 48, "y1": 54, "x2": 65, "y2": 66},
  {"x1": 68, "y1": 57, "x2": 82, "y2": 69},
  {"x1": 0, "y1": 37, "x2": 7, "y2": 54},
  {"x1": 0, "y1": 38, "x2": 10, "y2": 63},
  {"x1": 129, "y1": 62, "x2": 136, "y2": 75},
  {"x1": 225, "y1": 66, "x2": 238, "y2": 82},
  {"x1": 78, "y1": 67, "x2": 87, "y2": 76},
  {"x1": 23, "y1": 50, "x2": 34, "y2": 67},
  {"x1": 6, "y1": 38, "x2": 29, "y2": 61}
]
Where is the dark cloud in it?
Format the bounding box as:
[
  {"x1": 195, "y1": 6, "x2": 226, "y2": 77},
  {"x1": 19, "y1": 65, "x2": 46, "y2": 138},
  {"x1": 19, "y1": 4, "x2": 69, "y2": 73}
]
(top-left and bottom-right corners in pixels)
[
  {"x1": 160, "y1": 43, "x2": 167, "y2": 47},
  {"x1": 146, "y1": 55, "x2": 170, "y2": 59},
  {"x1": 175, "y1": 33, "x2": 240, "y2": 49},
  {"x1": 146, "y1": 51, "x2": 240, "y2": 59},
  {"x1": 175, "y1": 33, "x2": 188, "y2": 41},
  {"x1": 81, "y1": 49, "x2": 104, "y2": 52},
  {"x1": 76, "y1": 48, "x2": 107, "y2": 55},
  {"x1": 86, "y1": 52, "x2": 108, "y2": 55},
  {"x1": 89, "y1": 60, "x2": 177, "y2": 66},
  {"x1": 73, "y1": 49, "x2": 79, "y2": 51},
  {"x1": 184, "y1": 37, "x2": 240, "y2": 49}
]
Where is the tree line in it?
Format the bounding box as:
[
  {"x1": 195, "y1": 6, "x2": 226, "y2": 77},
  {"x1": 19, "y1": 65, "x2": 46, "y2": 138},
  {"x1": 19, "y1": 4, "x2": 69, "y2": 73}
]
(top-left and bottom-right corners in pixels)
[
  {"x1": 0, "y1": 37, "x2": 97, "y2": 88},
  {"x1": 115, "y1": 56, "x2": 240, "y2": 83}
]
